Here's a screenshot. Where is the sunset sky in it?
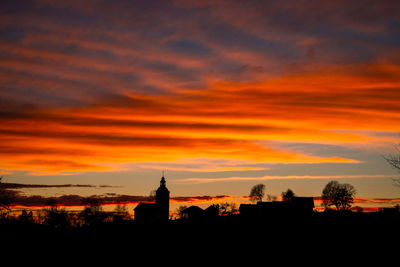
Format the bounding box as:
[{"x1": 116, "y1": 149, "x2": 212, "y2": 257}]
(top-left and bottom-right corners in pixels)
[{"x1": 1, "y1": 0, "x2": 400, "y2": 211}]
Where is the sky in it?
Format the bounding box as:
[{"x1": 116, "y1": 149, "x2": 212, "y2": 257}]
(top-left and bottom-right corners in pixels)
[{"x1": 1, "y1": 0, "x2": 400, "y2": 211}]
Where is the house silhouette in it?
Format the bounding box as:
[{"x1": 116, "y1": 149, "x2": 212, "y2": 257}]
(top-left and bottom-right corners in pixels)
[
  {"x1": 134, "y1": 176, "x2": 170, "y2": 223},
  {"x1": 239, "y1": 197, "x2": 314, "y2": 218},
  {"x1": 181, "y1": 205, "x2": 219, "y2": 221}
]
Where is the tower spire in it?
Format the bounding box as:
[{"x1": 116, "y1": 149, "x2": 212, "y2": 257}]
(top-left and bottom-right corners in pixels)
[
  {"x1": 156, "y1": 171, "x2": 170, "y2": 222},
  {"x1": 160, "y1": 170, "x2": 166, "y2": 187}
]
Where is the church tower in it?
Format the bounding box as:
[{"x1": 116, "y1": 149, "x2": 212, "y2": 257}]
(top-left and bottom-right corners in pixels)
[{"x1": 156, "y1": 175, "x2": 170, "y2": 222}]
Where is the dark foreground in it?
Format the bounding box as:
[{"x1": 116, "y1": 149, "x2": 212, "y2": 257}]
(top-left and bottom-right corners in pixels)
[
  {"x1": 1, "y1": 212, "x2": 399, "y2": 261},
  {"x1": 0, "y1": 217, "x2": 400, "y2": 266},
  {"x1": 0, "y1": 218, "x2": 400, "y2": 266},
  {"x1": 0, "y1": 214, "x2": 400, "y2": 266}
]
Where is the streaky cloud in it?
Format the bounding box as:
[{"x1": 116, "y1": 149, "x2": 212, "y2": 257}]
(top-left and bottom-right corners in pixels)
[
  {"x1": 178, "y1": 174, "x2": 399, "y2": 184},
  {"x1": 0, "y1": 182, "x2": 117, "y2": 189},
  {"x1": 0, "y1": 0, "x2": 399, "y2": 175},
  {"x1": 9, "y1": 193, "x2": 243, "y2": 207}
]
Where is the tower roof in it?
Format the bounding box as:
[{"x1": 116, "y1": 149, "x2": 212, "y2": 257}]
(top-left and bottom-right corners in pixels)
[{"x1": 157, "y1": 175, "x2": 169, "y2": 193}]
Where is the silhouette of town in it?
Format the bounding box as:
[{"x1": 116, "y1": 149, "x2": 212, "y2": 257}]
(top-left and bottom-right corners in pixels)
[
  {"x1": 134, "y1": 176, "x2": 316, "y2": 223},
  {"x1": 2, "y1": 174, "x2": 400, "y2": 251}
]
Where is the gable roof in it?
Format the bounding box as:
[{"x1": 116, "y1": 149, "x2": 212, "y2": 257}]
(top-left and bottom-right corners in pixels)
[{"x1": 182, "y1": 205, "x2": 203, "y2": 214}]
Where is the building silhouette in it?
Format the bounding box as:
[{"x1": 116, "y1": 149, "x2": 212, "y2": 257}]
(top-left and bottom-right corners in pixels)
[
  {"x1": 239, "y1": 197, "x2": 314, "y2": 218},
  {"x1": 181, "y1": 205, "x2": 219, "y2": 221},
  {"x1": 134, "y1": 176, "x2": 170, "y2": 223}
]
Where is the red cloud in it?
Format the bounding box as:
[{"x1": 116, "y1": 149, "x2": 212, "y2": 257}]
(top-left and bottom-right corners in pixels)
[
  {"x1": 9, "y1": 193, "x2": 241, "y2": 208},
  {"x1": 1, "y1": 0, "x2": 399, "y2": 175}
]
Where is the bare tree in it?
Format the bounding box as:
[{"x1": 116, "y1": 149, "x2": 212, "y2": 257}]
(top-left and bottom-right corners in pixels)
[
  {"x1": 149, "y1": 189, "x2": 157, "y2": 202},
  {"x1": 176, "y1": 205, "x2": 188, "y2": 219},
  {"x1": 113, "y1": 204, "x2": 130, "y2": 223},
  {"x1": 383, "y1": 140, "x2": 400, "y2": 186},
  {"x1": 43, "y1": 206, "x2": 70, "y2": 228},
  {"x1": 79, "y1": 197, "x2": 107, "y2": 226},
  {"x1": 321, "y1": 181, "x2": 356, "y2": 211},
  {"x1": 249, "y1": 184, "x2": 265, "y2": 203},
  {"x1": 211, "y1": 202, "x2": 237, "y2": 216},
  {"x1": 229, "y1": 202, "x2": 238, "y2": 214}
]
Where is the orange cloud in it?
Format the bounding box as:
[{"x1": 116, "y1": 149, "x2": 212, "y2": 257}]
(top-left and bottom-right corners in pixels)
[
  {"x1": 3, "y1": 62, "x2": 400, "y2": 173},
  {"x1": 1, "y1": 2, "x2": 400, "y2": 175},
  {"x1": 176, "y1": 174, "x2": 399, "y2": 184}
]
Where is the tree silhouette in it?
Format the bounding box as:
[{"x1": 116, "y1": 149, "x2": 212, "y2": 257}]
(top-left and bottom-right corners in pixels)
[
  {"x1": 217, "y1": 202, "x2": 238, "y2": 216},
  {"x1": 321, "y1": 181, "x2": 356, "y2": 211},
  {"x1": 43, "y1": 206, "x2": 70, "y2": 228},
  {"x1": 79, "y1": 197, "x2": 107, "y2": 226},
  {"x1": 19, "y1": 209, "x2": 34, "y2": 223},
  {"x1": 176, "y1": 205, "x2": 188, "y2": 219},
  {"x1": 0, "y1": 176, "x2": 16, "y2": 218},
  {"x1": 249, "y1": 184, "x2": 265, "y2": 203},
  {"x1": 281, "y1": 189, "x2": 295, "y2": 202},
  {"x1": 149, "y1": 189, "x2": 157, "y2": 202},
  {"x1": 383, "y1": 140, "x2": 400, "y2": 186},
  {"x1": 113, "y1": 204, "x2": 130, "y2": 223},
  {"x1": 42, "y1": 197, "x2": 70, "y2": 228}
]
